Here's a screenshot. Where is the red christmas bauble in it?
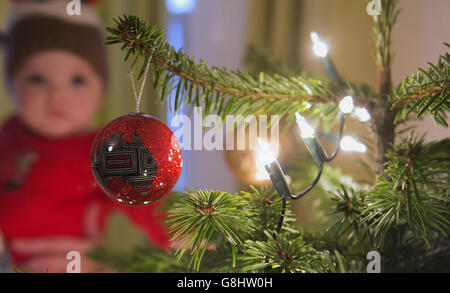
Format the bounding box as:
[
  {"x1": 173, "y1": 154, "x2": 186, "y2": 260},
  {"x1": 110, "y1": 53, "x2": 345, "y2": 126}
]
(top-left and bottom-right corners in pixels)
[{"x1": 90, "y1": 113, "x2": 182, "y2": 206}]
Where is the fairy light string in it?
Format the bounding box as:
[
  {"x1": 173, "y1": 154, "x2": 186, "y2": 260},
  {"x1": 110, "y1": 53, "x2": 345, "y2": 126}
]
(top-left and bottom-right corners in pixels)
[
  {"x1": 259, "y1": 96, "x2": 355, "y2": 236},
  {"x1": 259, "y1": 33, "x2": 374, "y2": 235}
]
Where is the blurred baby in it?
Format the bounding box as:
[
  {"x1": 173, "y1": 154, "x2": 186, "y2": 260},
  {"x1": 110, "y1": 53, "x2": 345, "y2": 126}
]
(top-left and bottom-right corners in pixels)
[{"x1": 0, "y1": 0, "x2": 169, "y2": 273}]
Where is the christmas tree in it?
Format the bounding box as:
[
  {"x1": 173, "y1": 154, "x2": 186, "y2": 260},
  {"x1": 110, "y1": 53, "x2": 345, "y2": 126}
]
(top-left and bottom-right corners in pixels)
[{"x1": 89, "y1": 0, "x2": 449, "y2": 273}]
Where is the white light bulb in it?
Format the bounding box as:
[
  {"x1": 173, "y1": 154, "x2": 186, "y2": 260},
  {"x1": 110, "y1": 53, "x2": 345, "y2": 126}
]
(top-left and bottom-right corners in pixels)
[
  {"x1": 310, "y1": 31, "x2": 328, "y2": 58},
  {"x1": 254, "y1": 157, "x2": 270, "y2": 180},
  {"x1": 166, "y1": 0, "x2": 197, "y2": 14},
  {"x1": 354, "y1": 107, "x2": 371, "y2": 122},
  {"x1": 256, "y1": 138, "x2": 277, "y2": 166},
  {"x1": 295, "y1": 112, "x2": 316, "y2": 139},
  {"x1": 339, "y1": 96, "x2": 354, "y2": 114},
  {"x1": 340, "y1": 136, "x2": 367, "y2": 153},
  {"x1": 310, "y1": 31, "x2": 320, "y2": 43}
]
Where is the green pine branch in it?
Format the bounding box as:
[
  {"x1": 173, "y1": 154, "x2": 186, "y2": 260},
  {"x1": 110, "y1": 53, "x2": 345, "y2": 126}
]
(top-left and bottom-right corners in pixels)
[
  {"x1": 243, "y1": 44, "x2": 378, "y2": 106},
  {"x1": 166, "y1": 190, "x2": 248, "y2": 271},
  {"x1": 327, "y1": 136, "x2": 450, "y2": 251},
  {"x1": 241, "y1": 186, "x2": 297, "y2": 241},
  {"x1": 327, "y1": 187, "x2": 373, "y2": 247},
  {"x1": 393, "y1": 44, "x2": 450, "y2": 126},
  {"x1": 364, "y1": 135, "x2": 450, "y2": 248},
  {"x1": 105, "y1": 15, "x2": 352, "y2": 120},
  {"x1": 371, "y1": 0, "x2": 400, "y2": 70},
  {"x1": 243, "y1": 45, "x2": 304, "y2": 76},
  {"x1": 162, "y1": 186, "x2": 334, "y2": 272},
  {"x1": 243, "y1": 232, "x2": 330, "y2": 273},
  {"x1": 87, "y1": 245, "x2": 188, "y2": 273}
]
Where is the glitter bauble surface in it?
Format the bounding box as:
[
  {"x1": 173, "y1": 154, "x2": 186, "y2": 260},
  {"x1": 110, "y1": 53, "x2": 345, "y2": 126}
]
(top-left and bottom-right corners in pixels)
[{"x1": 90, "y1": 113, "x2": 182, "y2": 206}]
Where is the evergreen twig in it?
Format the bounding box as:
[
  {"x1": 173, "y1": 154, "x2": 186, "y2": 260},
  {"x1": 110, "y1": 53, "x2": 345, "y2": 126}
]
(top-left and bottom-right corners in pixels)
[
  {"x1": 393, "y1": 44, "x2": 450, "y2": 126},
  {"x1": 106, "y1": 15, "x2": 355, "y2": 120}
]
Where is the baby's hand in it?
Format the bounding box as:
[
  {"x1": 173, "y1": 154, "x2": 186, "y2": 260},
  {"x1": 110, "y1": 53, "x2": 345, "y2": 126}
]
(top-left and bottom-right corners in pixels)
[
  {"x1": 11, "y1": 203, "x2": 108, "y2": 273},
  {"x1": 12, "y1": 237, "x2": 102, "y2": 273}
]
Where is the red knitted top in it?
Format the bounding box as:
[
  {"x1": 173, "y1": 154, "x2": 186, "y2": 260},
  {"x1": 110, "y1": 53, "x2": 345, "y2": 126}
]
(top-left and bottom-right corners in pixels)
[{"x1": 0, "y1": 116, "x2": 170, "y2": 264}]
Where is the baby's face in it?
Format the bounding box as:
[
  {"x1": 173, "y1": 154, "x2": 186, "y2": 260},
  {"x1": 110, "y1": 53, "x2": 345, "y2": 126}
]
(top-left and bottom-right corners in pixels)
[{"x1": 10, "y1": 50, "x2": 105, "y2": 138}]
